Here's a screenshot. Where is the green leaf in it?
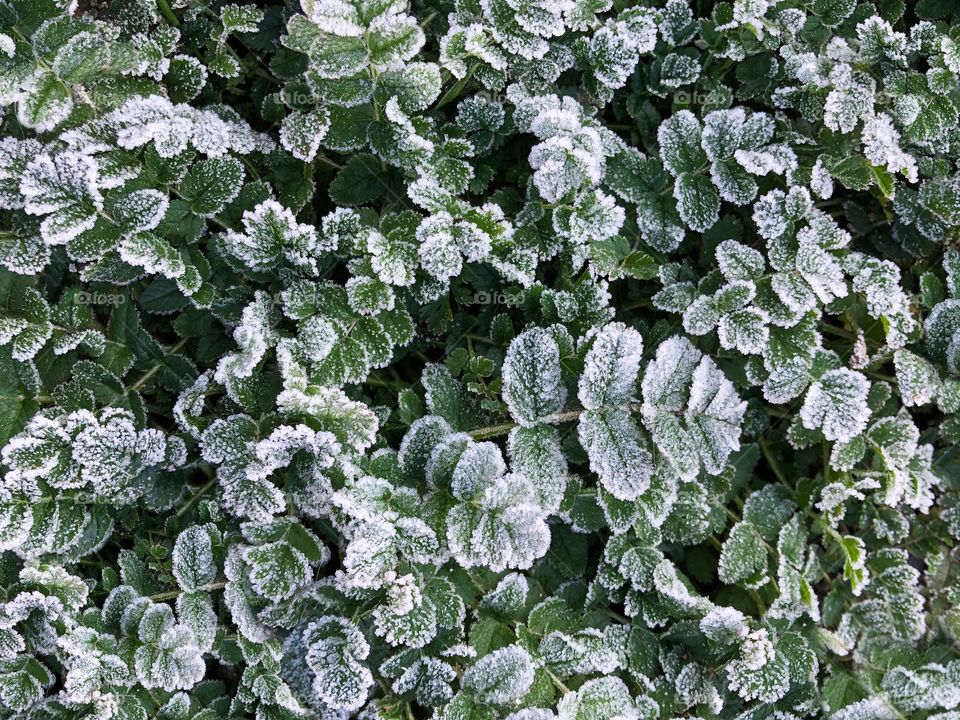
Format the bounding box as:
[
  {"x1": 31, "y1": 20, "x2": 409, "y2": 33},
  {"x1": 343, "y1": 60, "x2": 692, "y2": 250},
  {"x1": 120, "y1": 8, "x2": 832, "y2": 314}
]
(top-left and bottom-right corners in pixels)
[
  {"x1": 813, "y1": 0, "x2": 856, "y2": 26},
  {"x1": 329, "y1": 153, "x2": 387, "y2": 207},
  {"x1": 180, "y1": 156, "x2": 244, "y2": 217}
]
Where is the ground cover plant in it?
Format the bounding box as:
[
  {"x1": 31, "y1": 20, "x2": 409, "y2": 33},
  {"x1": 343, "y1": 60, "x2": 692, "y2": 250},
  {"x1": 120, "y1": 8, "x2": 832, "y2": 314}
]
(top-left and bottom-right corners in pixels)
[{"x1": 1, "y1": 0, "x2": 960, "y2": 717}]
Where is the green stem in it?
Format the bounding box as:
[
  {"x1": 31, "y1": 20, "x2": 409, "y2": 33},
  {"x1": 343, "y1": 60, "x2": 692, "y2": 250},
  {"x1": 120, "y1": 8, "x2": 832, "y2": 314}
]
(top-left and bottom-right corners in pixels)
[
  {"x1": 434, "y1": 64, "x2": 476, "y2": 110},
  {"x1": 176, "y1": 477, "x2": 216, "y2": 518},
  {"x1": 156, "y1": 0, "x2": 180, "y2": 27},
  {"x1": 466, "y1": 404, "x2": 643, "y2": 440},
  {"x1": 149, "y1": 581, "x2": 225, "y2": 601},
  {"x1": 128, "y1": 338, "x2": 189, "y2": 392},
  {"x1": 544, "y1": 668, "x2": 570, "y2": 694},
  {"x1": 468, "y1": 421, "x2": 517, "y2": 440}
]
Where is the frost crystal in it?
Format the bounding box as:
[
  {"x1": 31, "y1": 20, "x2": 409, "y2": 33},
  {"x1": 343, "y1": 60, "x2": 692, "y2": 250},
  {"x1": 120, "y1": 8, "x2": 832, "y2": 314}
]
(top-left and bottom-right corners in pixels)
[{"x1": 800, "y1": 368, "x2": 871, "y2": 442}]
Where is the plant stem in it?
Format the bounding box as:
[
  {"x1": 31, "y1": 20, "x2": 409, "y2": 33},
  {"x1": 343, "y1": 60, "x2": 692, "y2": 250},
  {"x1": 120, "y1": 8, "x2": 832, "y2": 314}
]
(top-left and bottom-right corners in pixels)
[
  {"x1": 128, "y1": 338, "x2": 189, "y2": 392},
  {"x1": 176, "y1": 477, "x2": 217, "y2": 518},
  {"x1": 156, "y1": 0, "x2": 180, "y2": 27},
  {"x1": 149, "y1": 581, "x2": 225, "y2": 601},
  {"x1": 466, "y1": 403, "x2": 643, "y2": 439}
]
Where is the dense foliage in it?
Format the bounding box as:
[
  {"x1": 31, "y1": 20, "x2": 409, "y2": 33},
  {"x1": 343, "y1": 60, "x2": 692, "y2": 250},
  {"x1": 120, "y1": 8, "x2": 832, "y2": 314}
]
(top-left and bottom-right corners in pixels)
[{"x1": 1, "y1": 0, "x2": 960, "y2": 717}]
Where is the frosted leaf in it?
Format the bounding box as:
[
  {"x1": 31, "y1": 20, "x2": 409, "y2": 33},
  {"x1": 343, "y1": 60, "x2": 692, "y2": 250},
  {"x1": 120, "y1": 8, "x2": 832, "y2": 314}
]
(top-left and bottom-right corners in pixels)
[
  {"x1": 699, "y1": 606, "x2": 748, "y2": 644},
  {"x1": 200, "y1": 414, "x2": 256, "y2": 465},
  {"x1": 108, "y1": 95, "x2": 273, "y2": 158},
  {"x1": 119, "y1": 232, "x2": 185, "y2": 279},
  {"x1": 702, "y1": 108, "x2": 747, "y2": 162},
  {"x1": 346, "y1": 276, "x2": 394, "y2": 316},
  {"x1": 795, "y1": 246, "x2": 846, "y2": 307},
  {"x1": 658, "y1": 110, "x2": 706, "y2": 175},
  {"x1": 717, "y1": 307, "x2": 769, "y2": 355},
  {"x1": 451, "y1": 441, "x2": 506, "y2": 500},
  {"x1": 480, "y1": 572, "x2": 528, "y2": 618},
  {"x1": 715, "y1": 240, "x2": 765, "y2": 282},
  {"x1": 726, "y1": 646, "x2": 789, "y2": 703},
  {"x1": 853, "y1": 548, "x2": 925, "y2": 641},
  {"x1": 17, "y1": 71, "x2": 73, "y2": 133},
  {"x1": 446, "y1": 474, "x2": 550, "y2": 571},
  {"x1": 674, "y1": 662, "x2": 722, "y2": 714},
  {"x1": 299, "y1": 0, "x2": 364, "y2": 34},
  {"x1": 372, "y1": 575, "x2": 437, "y2": 647},
  {"x1": 810, "y1": 157, "x2": 834, "y2": 199},
  {"x1": 395, "y1": 517, "x2": 440, "y2": 564},
  {"x1": 249, "y1": 424, "x2": 338, "y2": 483},
  {"x1": 502, "y1": 328, "x2": 566, "y2": 426},
  {"x1": 0, "y1": 33, "x2": 13, "y2": 58},
  {"x1": 0, "y1": 233, "x2": 49, "y2": 275},
  {"x1": 661, "y1": 53, "x2": 701, "y2": 88},
  {"x1": 176, "y1": 591, "x2": 217, "y2": 654},
  {"x1": 481, "y1": 0, "x2": 566, "y2": 60},
  {"x1": 540, "y1": 628, "x2": 621, "y2": 676},
  {"x1": 711, "y1": 159, "x2": 759, "y2": 205},
  {"x1": 133, "y1": 620, "x2": 205, "y2": 692},
  {"x1": 684, "y1": 355, "x2": 748, "y2": 473},
  {"x1": 20, "y1": 151, "x2": 103, "y2": 245},
  {"x1": 861, "y1": 114, "x2": 916, "y2": 183},
  {"x1": 857, "y1": 16, "x2": 907, "y2": 65},
  {"x1": 559, "y1": 189, "x2": 625, "y2": 244},
  {"x1": 674, "y1": 172, "x2": 719, "y2": 231},
  {"x1": 894, "y1": 349, "x2": 939, "y2": 407},
  {"x1": 831, "y1": 698, "x2": 899, "y2": 720},
  {"x1": 507, "y1": 425, "x2": 568, "y2": 512},
  {"x1": 683, "y1": 295, "x2": 720, "y2": 335},
  {"x1": 882, "y1": 662, "x2": 960, "y2": 711},
  {"x1": 588, "y1": 24, "x2": 641, "y2": 90},
  {"x1": 391, "y1": 656, "x2": 456, "y2": 705},
  {"x1": 220, "y1": 4, "x2": 263, "y2": 33},
  {"x1": 276, "y1": 385, "x2": 378, "y2": 453},
  {"x1": 506, "y1": 710, "x2": 557, "y2": 720},
  {"x1": 734, "y1": 144, "x2": 797, "y2": 176},
  {"x1": 529, "y1": 133, "x2": 604, "y2": 204},
  {"x1": 114, "y1": 189, "x2": 170, "y2": 233},
  {"x1": 280, "y1": 108, "x2": 331, "y2": 162},
  {"x1": 223, "y1": 199, "x2": 320, "y2": 274},
  {"x1": 303, "y1": 616, "x2": 373, "y2": 712},
  {"x1": 578, "y1": 322, "x2": 644, "y2": 409},
  {"x1": 462, "y1": 645, "x2": 535, "y2": 705},
  {"x1": 172, "y1": 525, "x2": 218, "y2": 591},
  {"x1": 718, "y1": 521, "x2": 767, "y2": 585},
  {"x1": 641, "y1": 336, "x2": 702, "y2": 411},
  {"x1": 416, "y1": 213, "x2": 462, "y2": 282},
  {"x1": 839, "y1": 534, "x2": 869, "y2": 596},
  {"x1": 367, "y1": 13, "x2": 425, "y2": 72},
  {"x1": 215, "y1": 291, "x2": 280, "y2": 386},
  {"x1": 823, "y1": 65, "x2": 875, "y2": 134},
  {"x1": 57, "y1": 627, "x2": 130, "y2": 704},
  {"x1": 19, "y1": 564, "x2": 88, "y2": 611},
  {"x1": 217, "y1": 465, "x2": 287, "y2": 523},
  {"x1": 244, "y1": 541, "x2": 312, "y2": 601},
  {"x1": 636, "y1": 191, "x2": 686, "y2": 252},
  {"x1": 578, "y1": 408, "x2": 653, "y2": 500},
  {"x1": 556, "y1": 676, "x2": 639, "y2": 720},
  {"x1": 399, "y1": 415, "x2": 452, "y2": 482},
  {"x1": 868, "y1": 414, "x2": 939, "y2": 512},
  {"x1": 641, "y1": 336, "x2": 745, "y2": 478},
  {"x1": 799, "y1": 368, "x2": 870, "y2": 442},
  {"x1": 0, "y1": 138, "x2": 42, "y2": 210},
  {"x1": 337, "y1": 521, "x2": 396, "y2": 590},
  {"x1": 752, "y1": 189, "x2": 790, "y2": 240}
]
